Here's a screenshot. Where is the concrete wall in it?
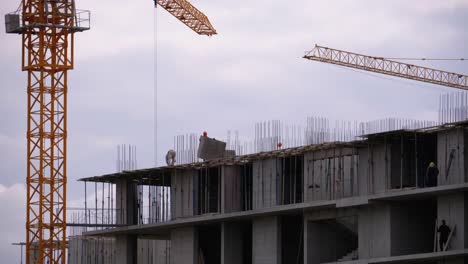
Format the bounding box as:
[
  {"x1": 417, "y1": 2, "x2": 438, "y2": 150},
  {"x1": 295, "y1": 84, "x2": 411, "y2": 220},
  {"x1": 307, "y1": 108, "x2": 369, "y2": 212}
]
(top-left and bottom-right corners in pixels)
[
  {"x1": 358, "y1": 205, "x2": 391, "y2": 259},
  {"x1": 252, "y1": 216, "x2": 281, "y2": 264},
  {"x1": 222, "y1": 166, "x2": 242, "y2": 213},
  {"x1": 438, "y1": 128, "x2": 465, "y2": 185},
  {"x1": 304, "y1": 150, "x2": 359, "y2": 202},
  {"x1": 253, "y1": 159, "x2": 279, "y2": 209},
  {"x1": 221, "y1": 222, "x2": 244, "y2": 264},
  {"x1": 69, "y1": 237, "x2": 172, "y2": 264},
  {"x1": 69, "y1": 236, "x2": 116, "y2": 264},
  {"x1": 303, "y1": 151, "x2": 330, "y2": 201},
  {"x1": 465, "y1": 130, "x2": 468, "y2": 184},
  {"x1": 357, "y1": 142, "x2": 390, "y2": 195},
  {"x1": 437, "y1": 193, "x2": 466, "y2": 250},
  {"x1": 466, "y1": 193, "x2": 468, "y2": 251},
  {"x1": 170, "y1": 227, "x2": 198, "y2": 264},
  {"x1": 358, "y1": 147, "x2": 370, "y2": 197},
  {"x1": 372, "y1": 143, "x2": 389, "y2": 194},
  {"x1": 171, "y1": 170, "x2": 196, "y2": 219},
  {"x1": 137, "y1": 239, "x2": 171, "y2": 264}
]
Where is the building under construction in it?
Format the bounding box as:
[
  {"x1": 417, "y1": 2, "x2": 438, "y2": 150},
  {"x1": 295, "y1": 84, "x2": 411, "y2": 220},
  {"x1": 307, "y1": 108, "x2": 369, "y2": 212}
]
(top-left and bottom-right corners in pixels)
[
  {"x1": 4, "y1": 0, "x2": 468, "y2": 263},
  {"x1": 69, "y1": 120, "x2": 468, "y2": 264}
]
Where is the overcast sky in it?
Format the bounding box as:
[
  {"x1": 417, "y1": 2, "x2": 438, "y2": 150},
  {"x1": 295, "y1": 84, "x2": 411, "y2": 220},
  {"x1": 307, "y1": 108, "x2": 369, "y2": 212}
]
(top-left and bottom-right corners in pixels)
[{"x1": 1, "y1": 0, "x2": 467, "y2": 262}]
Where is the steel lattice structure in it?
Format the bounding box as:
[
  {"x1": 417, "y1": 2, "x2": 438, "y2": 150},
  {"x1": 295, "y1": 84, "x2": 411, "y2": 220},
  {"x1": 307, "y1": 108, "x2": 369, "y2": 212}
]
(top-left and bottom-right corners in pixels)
[
  {"x1": 15, "y1": 1, "x2": 89, "y2": 263},
  {"x1": 6, "y1": 0, "x2": 214, "y2": 262},
  {"x1": 304, "y1": 45, "x2": 468, "y2": 90},
  {"x1": 157, "y1": 0, "x2": 217, "y2": 36}
]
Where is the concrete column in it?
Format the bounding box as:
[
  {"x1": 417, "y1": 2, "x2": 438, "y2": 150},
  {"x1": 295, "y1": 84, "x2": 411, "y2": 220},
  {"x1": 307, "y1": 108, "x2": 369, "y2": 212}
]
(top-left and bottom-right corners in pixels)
[
  {"x1": 171, "y1": 227, "x2": 198, "y2": 264},
  {"x1": 372, "y1": 144, "x2": 389, "y2": 194},
  {"x1": 358, "y1": 148, "x2": 370, "y2": 196},
  {"x1": 253, "y1": 159, "x2": 279, "y2": 210},
  {"x1": 116, "y1": 235, "x2": 137, "y2": 264},
  {"x1": 221, "y1": 222, "x2": 244, "y2": 264},
  {"x1": 172, "y1": 170, "x2": 196, "y2": 219},
  {"x1": 116, "y1": 179, "x2": 138, "y2": 225},
  {"x1": 252, "y1": 216, "x2": 281, "y2": 264},
  {"x1": 114, "y1": 180, "x2": 138, "y2": 264},
  {"x1": 222, "y1": 166, "x2": 242, "y2": 214}
]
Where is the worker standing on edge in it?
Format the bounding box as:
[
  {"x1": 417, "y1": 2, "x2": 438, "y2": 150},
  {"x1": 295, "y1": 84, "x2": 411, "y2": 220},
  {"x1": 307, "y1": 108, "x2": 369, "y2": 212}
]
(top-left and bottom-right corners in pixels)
[
  {"x1": 425, "y1": 162, "x2": 439, "y2": 187},
  {"x1": 437, "y1": 220, "x2": 451, "y2": 251}
]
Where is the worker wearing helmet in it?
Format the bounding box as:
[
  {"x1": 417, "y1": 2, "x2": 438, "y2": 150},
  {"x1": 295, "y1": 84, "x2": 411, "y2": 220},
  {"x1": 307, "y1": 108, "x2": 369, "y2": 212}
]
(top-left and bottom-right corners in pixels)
[{"x1": 425, "y1": 162, "x2": 439, "y2": 187}]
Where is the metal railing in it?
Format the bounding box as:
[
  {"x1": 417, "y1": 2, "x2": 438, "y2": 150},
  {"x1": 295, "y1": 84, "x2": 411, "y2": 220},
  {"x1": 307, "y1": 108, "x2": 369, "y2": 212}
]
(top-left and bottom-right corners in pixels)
[{"x1": 6, "y1": 9, "x2": 90, "y2": 33}]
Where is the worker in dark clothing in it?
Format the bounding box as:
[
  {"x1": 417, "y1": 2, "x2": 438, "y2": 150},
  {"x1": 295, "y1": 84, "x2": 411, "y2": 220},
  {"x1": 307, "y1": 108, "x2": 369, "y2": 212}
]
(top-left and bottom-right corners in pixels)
[
  {"x1": 425, "y1": 162, "x2": 439, "y2": 187},
  {"x1": 437, "y1": 220, "x2": 451, "y2": 251}
]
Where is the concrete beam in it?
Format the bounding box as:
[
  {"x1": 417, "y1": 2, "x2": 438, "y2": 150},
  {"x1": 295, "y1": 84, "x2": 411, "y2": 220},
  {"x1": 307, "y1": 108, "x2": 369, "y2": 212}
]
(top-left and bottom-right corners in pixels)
[
  {"x1": 222, "y1": 166, "x2": 242, "y2": 214},
  {"x1": 116, "y1": 179, "x2": 138, "y2": 225}
]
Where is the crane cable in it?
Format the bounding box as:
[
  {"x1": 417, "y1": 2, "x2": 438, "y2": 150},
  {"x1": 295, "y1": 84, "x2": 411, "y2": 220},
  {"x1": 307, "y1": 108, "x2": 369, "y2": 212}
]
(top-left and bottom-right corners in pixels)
[{"x1": 154, "y1": 4, "x2": 159, "y2": 167}]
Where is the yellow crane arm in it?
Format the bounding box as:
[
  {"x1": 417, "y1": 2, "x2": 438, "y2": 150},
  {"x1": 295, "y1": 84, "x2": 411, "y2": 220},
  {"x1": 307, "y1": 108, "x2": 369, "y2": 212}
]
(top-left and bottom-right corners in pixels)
[
  {"x1": 156, "y1": 0, "x2": 217, "y2": 36},
  {"x1": 303, "y1": 45, "x2": 468, "y2": 90}
]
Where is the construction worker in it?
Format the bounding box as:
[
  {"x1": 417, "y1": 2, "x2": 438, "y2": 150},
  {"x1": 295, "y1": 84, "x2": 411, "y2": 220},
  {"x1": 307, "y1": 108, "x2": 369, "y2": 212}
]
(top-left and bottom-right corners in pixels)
[
  {"x1": 425, "y1": 162, "x2": 439, "y2": 187},
  {"x1": 437, "y1": 220, "x2": 451, "y2": 251}
]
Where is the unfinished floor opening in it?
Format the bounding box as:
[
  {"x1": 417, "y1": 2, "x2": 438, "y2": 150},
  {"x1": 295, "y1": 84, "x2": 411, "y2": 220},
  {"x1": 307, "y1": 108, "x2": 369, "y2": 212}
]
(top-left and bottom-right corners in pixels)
[
  {"x1": 280, "y1": 155, "x2": 304, "y2": 205},
  {"x1": 390, "y1": 198, "x2": 437, "y2": 256},
  {"x1": 240, "y1": 163, "x2": 253, "y2": 211},
  {"x1": 220, "y1": 220, "x2": 252, "y2": 264},
  {"x1": 196, "y1": 167, "x2": 220, "y2": 215},
  {"x1": 389, "y1": 133, "x2": 438, "y2": 189},
  {"x1": 281, "y1": 214, "x2": 304, "y2": 264},
  {"x1": 198, "y1": 224, "x2": 221, "y2": 264},
  {"x1": 241, "y1": 222, "x2": 253, "y2": 264},
  {"x1": 307, "y1": 215, "x2": 358, "y2": 264}
]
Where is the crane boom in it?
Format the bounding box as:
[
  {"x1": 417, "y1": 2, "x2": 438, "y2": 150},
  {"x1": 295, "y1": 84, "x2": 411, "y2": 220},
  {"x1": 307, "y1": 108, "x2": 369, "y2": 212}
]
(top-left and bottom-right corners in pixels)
[
  {"x1": 304, "y1": 45, "x2": 468, "y2": 90},
  {"x1": 156, "y1": 0, "x2": 217, "y2": 36}
]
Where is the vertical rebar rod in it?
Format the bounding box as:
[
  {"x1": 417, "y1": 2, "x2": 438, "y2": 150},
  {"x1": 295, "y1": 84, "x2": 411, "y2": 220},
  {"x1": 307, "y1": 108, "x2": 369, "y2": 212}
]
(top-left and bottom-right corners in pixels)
[
  {"x1": 101, "y1": 182, "x2": 104, "y2": 228},
  {"x1": 84, "y1": 181, "x2": 88, "y2": 231},
  {"x1": 95, "y1": 182, "x2": 98, "y2": 230},
  {"x1": 400, "y1": 135, "x2": 404, "y2": 190}
]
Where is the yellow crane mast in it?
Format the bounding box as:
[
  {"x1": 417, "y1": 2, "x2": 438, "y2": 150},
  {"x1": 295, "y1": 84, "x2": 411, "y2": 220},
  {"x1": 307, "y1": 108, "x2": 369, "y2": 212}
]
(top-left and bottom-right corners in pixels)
[
  {"x1": 5, "y1": 1, "x2": 90, "y2": 263},
  {"x1": 5, "y1": 0, "x2": 216, "y2": 263},
  {"x1": 304, "y1": 45, "x2": 468, "y2": 90}
]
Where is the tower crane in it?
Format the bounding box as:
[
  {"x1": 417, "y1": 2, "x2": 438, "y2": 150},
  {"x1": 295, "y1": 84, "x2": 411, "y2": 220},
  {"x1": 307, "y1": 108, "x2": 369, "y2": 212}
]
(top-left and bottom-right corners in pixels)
[
  {"x1": 4, "y1": 0, "x2": 216, "y2": 263},
  {"x1": 303, "y1": 45, "x2": 468, "y2": 90}
]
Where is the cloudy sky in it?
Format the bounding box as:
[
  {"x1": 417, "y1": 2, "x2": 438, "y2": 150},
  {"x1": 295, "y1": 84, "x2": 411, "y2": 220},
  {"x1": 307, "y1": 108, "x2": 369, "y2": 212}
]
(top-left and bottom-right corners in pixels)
[{"x1": 1, "y1": 0, "x2": 467, "y2": 262}]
